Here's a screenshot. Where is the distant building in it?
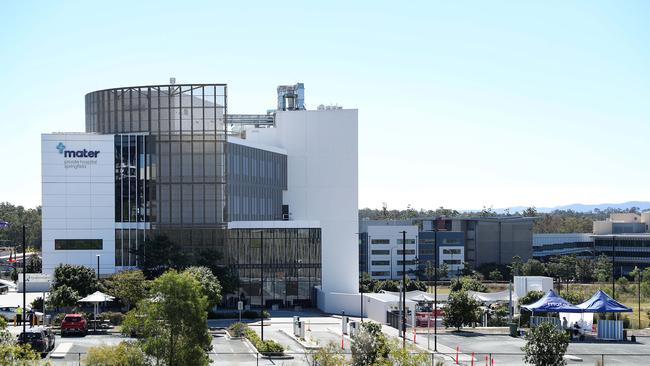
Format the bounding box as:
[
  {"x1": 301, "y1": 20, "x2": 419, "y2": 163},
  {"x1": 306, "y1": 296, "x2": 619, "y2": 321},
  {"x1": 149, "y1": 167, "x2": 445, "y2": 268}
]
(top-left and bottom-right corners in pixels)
[
  {"x1": 359, "y1": 216, "x2": 533, "y2": 279},
  {"x1": 532, "y1": 233, "x2": 594, "y2": 260},
  {"x1": 592, "y1": 212, "x2": 650, "y2": 275},
  {"x1": 359, "y1": 220, "x2": 419, "y2": 280}
]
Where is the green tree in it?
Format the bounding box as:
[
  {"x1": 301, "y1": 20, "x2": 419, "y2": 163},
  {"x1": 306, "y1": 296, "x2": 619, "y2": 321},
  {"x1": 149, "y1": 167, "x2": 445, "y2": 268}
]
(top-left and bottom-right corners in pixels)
[
  {"x1": 53, "y1": 264, "x2": 99, "y2": 297},
  {"x1": 522, "y1": 321, "x2": 569, "y2": 366},
  {"x1": 83, "y1": 342, "x2": 147, "y2": 366},
  {"x1": 616, "y1": 277, "x2": 629, "y2": 293},
  {"x1": 122, "y1": 270, "x2": 211, "y2": 366},
  {"x1": 509, "y1": 255, "x2": 524, "y2": 277},
  {"x1": 351, "y1": 322, "x2": 389, "y2": 366},
  {"x1": 25, "y1": 255, "x2": 42, "y2": 273},
  {"x1": 517, "y1": 290, "x2": 545, "y2": 326},
  {"x1": 387, "y1": 341, "x2": 430, "y2": 366},
  {"x1": 522, "y1": 207, "x2": 538, "y2": 217},
  {"x1": 47, "y1": 284, "x2": 80, "y2": 309},
  {"x1": 449, "y1": 276, "x2": 487, "y2": 293},
  {"x1": 437, "y1": 263, "x2": 449, "y2": 279},
  {"x1": 0, "y1": 308, "x2": 41, "y2": 365},
  {"x1": 307, "y1": 341, "x2": 347, "y2": 366},
  {"x1": 594, "y1": 255, "x2": 613, "y2": 283},
  {"x1": 194, "y1": 248, "x2": 239, "y2": 296},
  {"x1": 443, "y1": 290, "x2": 481, "y2": 331},
  {"x1": 360, "y1": 272, "x2": 377, "y2": 293},
  {"x1": 489, "y1": 269, "x2": 503, "y2": 281},
  {"x1": 104, "y1": 270, "x2": 148, "y2": 311},
  {"x1": 575, "y1": 258, "x2": 594, "y2": 283},
  {"x1": 522, "y1": 259, "x2": 546, "y2": 276},
  {"x1": 134, "y1": 235, "x2": 189, "y2": 279},
  {"x1": 183, "y1": 266, "x2": 223, "y2": 309},
  {"x1": 373, "y1": 280, "x2": 400, "y2": 293},
  {"x1": 0, "y1": 202, "x2": 42, "y2": 249}
]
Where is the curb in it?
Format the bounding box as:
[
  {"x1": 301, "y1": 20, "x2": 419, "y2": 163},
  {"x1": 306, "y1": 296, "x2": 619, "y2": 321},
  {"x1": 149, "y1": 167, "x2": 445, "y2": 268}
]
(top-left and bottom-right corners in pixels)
[{"x1": 278, "y1": 328, "x2": 320, "y2": 350}]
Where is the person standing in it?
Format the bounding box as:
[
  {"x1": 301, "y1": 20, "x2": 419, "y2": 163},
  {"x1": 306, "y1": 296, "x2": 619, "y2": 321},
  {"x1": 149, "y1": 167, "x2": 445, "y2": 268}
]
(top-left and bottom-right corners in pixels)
[{"x1": 15, "y1": 305, "x2": 22, "y2": 324}]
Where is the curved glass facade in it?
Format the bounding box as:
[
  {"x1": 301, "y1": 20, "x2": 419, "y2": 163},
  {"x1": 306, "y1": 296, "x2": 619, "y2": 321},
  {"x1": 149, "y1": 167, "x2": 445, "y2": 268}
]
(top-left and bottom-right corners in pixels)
[{"x1": 85, "y1": 84, "x2": 228, "y2": 259}]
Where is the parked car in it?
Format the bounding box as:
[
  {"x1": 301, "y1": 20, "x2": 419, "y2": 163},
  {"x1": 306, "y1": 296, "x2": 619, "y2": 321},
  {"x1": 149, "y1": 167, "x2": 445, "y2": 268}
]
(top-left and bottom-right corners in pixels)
[
  {"x1": 17, "y1": 327, "x2": 55, "y2": 354},
  {"x1": 0, "y1": 306, "x2": 18, "y2": 321},
  {"x1": 61, "y1": 314, "x2": 87, "y2": 336}
]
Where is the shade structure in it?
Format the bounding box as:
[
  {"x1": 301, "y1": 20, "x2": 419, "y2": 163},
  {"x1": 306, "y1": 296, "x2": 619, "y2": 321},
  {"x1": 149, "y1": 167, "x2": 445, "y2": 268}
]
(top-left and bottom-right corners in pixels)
[
  {"x1": 78, "y1": 291, "x2": 115, "y2": 332},
  {"x1": 78, "y1": 291, "x2": 115, "y2": 303},
  {"x1": 520, "y1": 289, "x2": 583, "y2": 313},
  {"x1": 468, "y1": 289, "x2": 517, "y2": 303},
  {"x1": 576, "y1": 290, "x2": 632, "y2": 313}
]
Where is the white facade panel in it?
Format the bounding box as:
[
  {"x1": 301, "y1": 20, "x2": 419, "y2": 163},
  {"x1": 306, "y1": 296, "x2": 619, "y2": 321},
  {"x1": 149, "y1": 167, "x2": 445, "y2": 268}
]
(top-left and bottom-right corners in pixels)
[
  {"x1": 41, "y1": 133, "x2": 116, "y2": 275},
  {"x1": 247, "y1": 109, "x2": 359, "y2": 300}
]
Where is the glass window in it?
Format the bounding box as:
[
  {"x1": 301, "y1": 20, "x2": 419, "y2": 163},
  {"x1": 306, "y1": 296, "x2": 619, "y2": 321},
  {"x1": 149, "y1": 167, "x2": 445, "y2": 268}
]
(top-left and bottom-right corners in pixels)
[
  {"x1": 397, "y1": 239, "x2": 416, "y2": 245},
  {"x1": 55, "y1": 239, "x2": 103, "y2": 250},
  {"x1": 371, "y1": 260, "x2": 390, "y2": 266},
  {"x1": 371, "y1": 239, "x2": 390, "y2": 244}
]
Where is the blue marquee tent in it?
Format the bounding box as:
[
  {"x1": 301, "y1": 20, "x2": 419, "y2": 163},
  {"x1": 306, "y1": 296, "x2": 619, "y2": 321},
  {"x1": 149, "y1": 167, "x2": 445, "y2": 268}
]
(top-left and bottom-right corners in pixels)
[
  {"x1": 520, "y1": 289, "x2": 583, "y2": 313},
  {"x1": 576, "y1": 290, "x2": 632, "y2": 313}
]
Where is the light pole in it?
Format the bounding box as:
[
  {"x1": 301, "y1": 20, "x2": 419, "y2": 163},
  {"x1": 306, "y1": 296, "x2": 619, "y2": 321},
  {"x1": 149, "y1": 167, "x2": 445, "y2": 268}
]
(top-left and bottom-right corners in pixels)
[
  {"x1": 399, "y1": 230, "x2": 406, "y2": 349},
  {"x1": 96, "y1": 254, "x2": 100, "y2": 280},
  {"x1": 612, "y1": 236, "x2": 616, "y2": 299},
  {"x1": 253, "y1": 230, "x2": 265, "y2": 340},
  {"x1": 433, "y1": 225, "x2": 438, "y2": 352}
]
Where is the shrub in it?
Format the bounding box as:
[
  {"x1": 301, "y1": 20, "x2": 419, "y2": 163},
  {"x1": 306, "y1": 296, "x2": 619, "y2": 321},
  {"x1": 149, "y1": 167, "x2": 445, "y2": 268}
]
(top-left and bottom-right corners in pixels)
[
  {"x1": 241, "y1": 324, "x2": 284, "y2": 355},
  {"x1": 243, "y1": 310, "x2": 259, "y2": 319},
  {"x1": 83, "y1": 342, "x2": 147, "y2": 366},
  {"x1": 100, "y1": 311, "x2": 125, "y2": 326},
  {"x1": 227, "y1": 322, "x2": 246, "y2": 337},
  {"x1": 261, "y1": 310, "x2": 270, "y2": 319},
  {"x1": 52, "y1": 313, "x2": 66, "y2": 327}
]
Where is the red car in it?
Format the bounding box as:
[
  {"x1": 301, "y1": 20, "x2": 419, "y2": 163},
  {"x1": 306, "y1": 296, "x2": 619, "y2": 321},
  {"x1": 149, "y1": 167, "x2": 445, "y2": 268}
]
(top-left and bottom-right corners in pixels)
[{"x1": 61, "y1": 314, "x2": 87, "y2": 337}]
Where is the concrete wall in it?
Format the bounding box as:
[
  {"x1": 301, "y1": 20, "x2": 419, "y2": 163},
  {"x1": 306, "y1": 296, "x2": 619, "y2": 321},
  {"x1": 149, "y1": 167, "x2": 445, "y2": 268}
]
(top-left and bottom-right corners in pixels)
[{"x1": 41, "y1": 133, "x2": 116, "y2": 274}]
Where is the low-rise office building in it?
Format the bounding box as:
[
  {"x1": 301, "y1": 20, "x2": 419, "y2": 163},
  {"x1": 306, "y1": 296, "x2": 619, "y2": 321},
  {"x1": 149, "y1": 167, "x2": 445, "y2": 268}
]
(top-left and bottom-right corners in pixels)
[
  {"x1": 360, "y1": 216, "x2": 533, "y2": 279},
  {"x1": 592, "y1": 212, "x2": 650, "y2": 276},
  {"x1": 532, "y1": 233, "x2": 594, "y2": 260}
]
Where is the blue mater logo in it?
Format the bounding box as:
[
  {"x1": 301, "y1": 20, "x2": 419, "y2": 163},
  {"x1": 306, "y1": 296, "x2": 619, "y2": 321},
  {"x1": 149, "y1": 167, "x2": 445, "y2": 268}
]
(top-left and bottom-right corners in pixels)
[{"x1": 56, "y1": 142, "x2": 100, "y2": 158}]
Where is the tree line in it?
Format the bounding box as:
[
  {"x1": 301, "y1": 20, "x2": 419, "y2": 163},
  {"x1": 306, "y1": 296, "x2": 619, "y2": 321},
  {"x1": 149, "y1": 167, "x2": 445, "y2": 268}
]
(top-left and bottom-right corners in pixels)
[{"x1": 360, "y1": 204, "x2": 647, "y2": 233}]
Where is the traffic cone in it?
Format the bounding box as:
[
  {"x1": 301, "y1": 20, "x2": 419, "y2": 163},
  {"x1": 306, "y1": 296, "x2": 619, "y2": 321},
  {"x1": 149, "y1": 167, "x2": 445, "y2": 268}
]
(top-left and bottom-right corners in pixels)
[
  {"x1": 456, "y1": 345, "x2": 459, "y2": 364},
  {"x1": 471, "y1": 352, "x2": 474, "y2": 366}
]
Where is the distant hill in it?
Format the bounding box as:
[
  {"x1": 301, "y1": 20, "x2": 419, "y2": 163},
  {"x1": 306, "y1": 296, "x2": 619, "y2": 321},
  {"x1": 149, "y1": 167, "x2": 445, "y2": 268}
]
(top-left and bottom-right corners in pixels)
[{"x1": 495, "y1": 201, "x2": 650, "y2": 214}]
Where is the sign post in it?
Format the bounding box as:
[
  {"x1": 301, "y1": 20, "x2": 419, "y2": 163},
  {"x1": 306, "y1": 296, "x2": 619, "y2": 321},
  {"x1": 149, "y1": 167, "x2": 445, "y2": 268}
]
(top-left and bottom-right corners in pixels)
[{"x1": 237, "y1": 301, "x2": 243, "y2": 323}]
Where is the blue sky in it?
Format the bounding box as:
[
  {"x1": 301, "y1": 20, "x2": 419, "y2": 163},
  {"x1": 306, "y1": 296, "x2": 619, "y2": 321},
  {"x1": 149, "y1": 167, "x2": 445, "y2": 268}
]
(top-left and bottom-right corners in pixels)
[{"x1": 1, "y1": 1, "x2": 649, "y2": 210}]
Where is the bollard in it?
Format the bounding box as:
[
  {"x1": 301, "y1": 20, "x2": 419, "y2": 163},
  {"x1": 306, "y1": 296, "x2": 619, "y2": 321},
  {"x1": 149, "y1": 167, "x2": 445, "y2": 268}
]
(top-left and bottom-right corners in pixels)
[
  {"x1": 413, "y1": 328, "x2": 416, "y2": 343},
  {"x1": 471, "y1": 352, "x2": 475, "y2": 366},
  {"x1": 491, "y1": 358, "x2": 494, "y2": 365},
  {"x1": 486, "y1": 354, "x2": 489, "y2": 366},
  {"x1": 341, "y1": 334, "x2": 344, "y2": 349},
  {"x1": 456, "y1": 345, "x2": 459, "y2": 364}
]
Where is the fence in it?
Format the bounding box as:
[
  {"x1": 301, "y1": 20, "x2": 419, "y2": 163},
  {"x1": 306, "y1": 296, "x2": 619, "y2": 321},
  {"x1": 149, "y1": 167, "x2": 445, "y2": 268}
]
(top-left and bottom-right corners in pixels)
[{"x1": 35, "y1": 351, "x2": 650, "y2": 365}]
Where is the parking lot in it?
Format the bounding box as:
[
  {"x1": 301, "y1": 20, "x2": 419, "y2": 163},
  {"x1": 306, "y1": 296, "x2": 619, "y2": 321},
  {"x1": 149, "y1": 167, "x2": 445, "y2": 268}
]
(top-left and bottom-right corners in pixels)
[
  {"x1": 416, "y1": 331, "x2": 650, "y2": 365},
  {"x1": 8, "y1": 315, "x2": 650, "y2": 365}
]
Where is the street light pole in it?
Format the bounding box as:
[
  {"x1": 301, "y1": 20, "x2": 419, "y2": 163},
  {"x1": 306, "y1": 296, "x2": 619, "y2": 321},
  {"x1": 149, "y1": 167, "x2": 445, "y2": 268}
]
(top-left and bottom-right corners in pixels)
[
  {"x1": 22, "y1": 224, "x2": 26, "y2": 335},
  {"x1": 434, "y1": 226, "x2": 438, "y2": 352},
  {"x1": 96, "y1": 255, "x2": 100, "y2": 280},
  {"x1": 402, "y1": 231, "x2": 406, "y2": 349},
  {"x1": 260, "y1": 230, "x2": 264, "y2": 340},
  {"x1": 612, "y1": 236, "x2": 616, "y2": 299}
]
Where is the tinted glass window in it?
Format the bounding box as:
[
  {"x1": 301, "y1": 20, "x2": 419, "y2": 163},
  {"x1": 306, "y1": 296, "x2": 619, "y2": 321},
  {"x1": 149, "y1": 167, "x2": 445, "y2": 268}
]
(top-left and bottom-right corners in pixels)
[{"x1": 55, "y1": 240, "x2": 103, "y2": 250}]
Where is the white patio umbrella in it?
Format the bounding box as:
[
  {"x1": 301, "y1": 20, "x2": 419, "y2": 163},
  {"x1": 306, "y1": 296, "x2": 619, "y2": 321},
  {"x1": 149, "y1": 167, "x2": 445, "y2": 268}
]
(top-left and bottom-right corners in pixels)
[{"x1": 78, "y1": 291, "x2": 115, "y2": 332}]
